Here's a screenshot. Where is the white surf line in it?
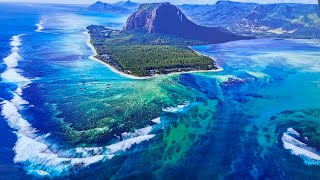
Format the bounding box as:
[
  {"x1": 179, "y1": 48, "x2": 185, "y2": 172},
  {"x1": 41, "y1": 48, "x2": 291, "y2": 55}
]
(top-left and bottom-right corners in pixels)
[
  {"x1": 1, "y1": 34, "x2": 31, "y2": 91},
  {"x1": 0, "y1": 34, "x2": 158, "y2": 177},
  {"x1": 162, "y1": 101, "x2": 190, "y2": 113},
  {"x1": 0, "y1": 35, "x2": 103, "y2": 176},
  {"x1": 282, "y1": 128, "x2": 320, "y2": 166}
]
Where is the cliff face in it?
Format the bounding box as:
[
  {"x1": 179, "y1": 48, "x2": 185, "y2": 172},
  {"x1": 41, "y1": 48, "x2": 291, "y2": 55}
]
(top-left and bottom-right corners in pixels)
[{"x1": 123, "y1": 2, "x2": 248, "y2": 43}]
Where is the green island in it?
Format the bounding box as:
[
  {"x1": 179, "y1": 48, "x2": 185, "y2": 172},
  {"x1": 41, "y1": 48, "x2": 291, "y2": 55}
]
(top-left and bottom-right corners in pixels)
[{"x1": 86, "y1": 25, "x2": 217, "y2": 77}]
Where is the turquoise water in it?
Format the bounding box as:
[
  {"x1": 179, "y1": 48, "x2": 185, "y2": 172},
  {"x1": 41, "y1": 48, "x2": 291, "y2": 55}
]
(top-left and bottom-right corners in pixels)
[{"x1": 1, "y1": 3, "x2": 320, "y2": 179}]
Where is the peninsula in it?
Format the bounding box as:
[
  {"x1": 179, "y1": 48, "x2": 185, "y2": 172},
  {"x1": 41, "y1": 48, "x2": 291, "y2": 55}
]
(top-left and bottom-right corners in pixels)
[{"x1": 87, "y1": 2, "x2": 250, "y2": 77}]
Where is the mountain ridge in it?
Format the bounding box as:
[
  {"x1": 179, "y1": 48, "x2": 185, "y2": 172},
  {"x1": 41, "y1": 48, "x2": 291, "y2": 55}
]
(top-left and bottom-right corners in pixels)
[
  {"x1": 88, "y1": 1, "x2": 129, "y2": 13},
  {"x1": 123, "y1": 2, "x2": 249, "y2": 43},
  {"x1": 113, "y1": 0, "x2": 140, "y2": 9},
  {"x1": 180, "y1": 0, "x2": 320, "y2": 38}
]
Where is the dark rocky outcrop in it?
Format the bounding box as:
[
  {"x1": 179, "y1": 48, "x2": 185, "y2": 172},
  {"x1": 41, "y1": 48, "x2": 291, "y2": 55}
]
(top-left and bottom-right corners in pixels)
[{"x1": 123, "y1": 2, "x2": 249, "y2": 43}]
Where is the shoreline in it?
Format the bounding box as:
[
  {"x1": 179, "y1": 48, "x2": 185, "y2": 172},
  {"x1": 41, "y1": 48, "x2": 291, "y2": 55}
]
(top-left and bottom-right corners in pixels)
[
  {"x1": 84, "y1": 30, "x2": 223, "y2": 80},
  {"x1": 84, "y1": 30, "x2": 149, "y2": 80}
]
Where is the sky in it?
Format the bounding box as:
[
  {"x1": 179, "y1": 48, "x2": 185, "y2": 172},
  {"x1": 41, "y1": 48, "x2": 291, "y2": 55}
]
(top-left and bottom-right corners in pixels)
[{"x1": 0, "y1": 0, "x2": 317, "y2": 4}]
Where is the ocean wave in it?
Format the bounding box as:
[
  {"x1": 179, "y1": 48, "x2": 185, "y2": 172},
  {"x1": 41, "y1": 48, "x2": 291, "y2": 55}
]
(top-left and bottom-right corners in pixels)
[
  {"x1": 36, "y1": 17, "x2": 45, "y2": 32},
  {"x1": 151, "y1": 117, "x2": 161, "y2": 124},
  {"x1": 3, "y1": 51, "x2": 22, "y2": 68},
  {"x1": 10, "y1": 35, "x2": 23, "y2": 48},
  {"x1": 13, "y1": 128, "x2": 155, "y2": 177},
  {"x1": 0, "y1": 34, "x2": 114, "y2": 177},
  {"x1": 1, "y1": 68, "x2": 31, "y2": 87},
  {"x1": 1, "y1": 34, "x2": 32, "y2": 90},
  {"x1": 13, "y1": 133, "x2": 108, "y2": 176},
  {"x1": 4, "y1": 35, "x2": 23, "y2": 68},
  {"x1": 2, "y1": 97, "x2": 156, "y2": 177},
  {"x1": 282, "y1": 128, "x2": 320, "y2": 166},
  {"x1": 11, "y1": 92, "x2": 29, "y2": 109},
  {"x1": 122, "y1": 126, "x2": 153, "y2": 140},
  {"x1": 162, "y1": 101, "x2": 190, "y2": 113},
  {"x1": 1, "y1": 100, "x2": 36, "y2": 137},
  {"x1": 0, "y1": 34, "x2": 157, "y2": 177},
  {"x1": 210, "y1": 75, "x2": 243, "y2": 84}
]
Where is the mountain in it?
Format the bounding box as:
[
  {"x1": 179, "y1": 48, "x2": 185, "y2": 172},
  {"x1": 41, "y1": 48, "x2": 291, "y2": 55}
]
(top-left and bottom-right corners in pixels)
[
  {"x1": 180, "y1": 0, "x2": 320, "y2": 38},
  {"x1": 86, "y1": 3, "x2": 250, "y2": 77},
  {"x1": 113, "y1": 0, "x2": 140, "y2": 10},
  {"x1": 123, "y1": 2, "x2": 248, "y2": 43},
  {"x1": 88, "y1": 1, "x2": 129, "y2": 14}
]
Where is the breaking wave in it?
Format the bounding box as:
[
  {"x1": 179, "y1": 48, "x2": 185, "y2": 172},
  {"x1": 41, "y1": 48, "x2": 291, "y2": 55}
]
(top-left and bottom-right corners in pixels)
[
  {"x1": 35, "y1": 17, "x2": 45, "y2": 32},
  {"x1": 0, "y1": 35, "x2": 157, "y2": 177},
  {"x1": 282, "y1": 128, "x2": 320, "y2": 166},
  {"x1": 162, "y1": 101, "x2": 190, "y2": 113},
  {"x1": 151, "y1": 117, "x2": 161, "y2": 124},
  {"x1": 1, "y1": 35, "x2": 30, "y2": 88}
]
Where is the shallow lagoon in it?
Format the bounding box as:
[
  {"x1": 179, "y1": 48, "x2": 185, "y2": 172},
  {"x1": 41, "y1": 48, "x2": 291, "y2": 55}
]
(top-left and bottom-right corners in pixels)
[{"x1": 1, "y1": 3, "x2": 320, "y2": 179}]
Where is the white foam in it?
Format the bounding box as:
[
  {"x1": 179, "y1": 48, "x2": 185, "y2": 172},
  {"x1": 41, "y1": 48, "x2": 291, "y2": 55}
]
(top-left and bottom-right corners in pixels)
[
  {"x1": 75, "y1": 134, "x2": 156, "y2": 157},
  {"x1": 282, "y1": 128, "x2": 320, "y2": 166},
  {"x1": 11, "y1": 92, "x2": 29, "y2": 109},
  {"x1": 10, "y1": 35, "x2": 23, "y2": 47},
  {"x1": 162, "y1": 101, "x2": 190, "y2": 113},
  {"x1": 122, "y1": 126, "x2": 153, "y2": 140},
  {"x1": 3, "y1": 51, "x2": 22, "y2": 68},
  {"x1": 287, "y1": 128, "x2": 300, "y2": 137},
  {"x1": 2, "y1": 97, "x2": 156, "y2": 177},
  {"x1": 151, "y1": 117, "x2": 161, "y2": 124},
  {"x1": 7, "y1": 112, "x2": 156, "y2": 177},
  {"x1": 107, "y1": 134, "x2": 155, "y2": 154},
  {"x1": 13, "y1": 133, "x2": 110, "y2": 175},
  {"x1": 36, "y1": 17, "x2": 45, "y2": 32},
  {"x1": 1, "y1": 100, "x2": 37, "y2": 137},
  {"x1": 32, "y1": 170, "x2": 50, "y2": 176},
  {"x1": 1, "y1": 68, "x2": 31, "y2": 87},
  {"x1": 2, "y1": 34, "x2": 31, "y2": 90},
  {"x1": 0, "y1": 33, "x2": 158, "y2": 177},
  {"x1": 15, "y1": 87, "x2": 23, "y2": 96},
  {"x1": 4, "y1": 34, "x2": 23, "y2": 68},
  {"x1": 211, "y1": 75, "x2": 244, "y2": 84}
]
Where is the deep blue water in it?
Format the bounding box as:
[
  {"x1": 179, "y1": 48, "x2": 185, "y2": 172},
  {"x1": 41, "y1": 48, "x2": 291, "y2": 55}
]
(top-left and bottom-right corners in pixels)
[
  {"x1": 1, "y1": 3, "x2": 320, "y2": 179},
  {"x1": 0, "y1": 3, "x2": 130, "y2": 178}
]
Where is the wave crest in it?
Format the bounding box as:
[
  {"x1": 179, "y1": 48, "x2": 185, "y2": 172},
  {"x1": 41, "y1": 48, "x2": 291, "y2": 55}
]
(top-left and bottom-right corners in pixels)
[
  {"x1": 1, "y1": 34, "x2": 158, "y2": 178},
  {"x1": 36, "y1": 17, "x2": 46, "y2": 32},
  {"x1": 282, "y1": 128, "x2": 320, "y2": 166}
]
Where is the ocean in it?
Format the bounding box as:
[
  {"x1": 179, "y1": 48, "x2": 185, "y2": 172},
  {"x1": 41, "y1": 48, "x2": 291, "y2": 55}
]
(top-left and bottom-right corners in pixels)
[{"x1": 1, "y1": 2, "x2": 320, "y2": 179}]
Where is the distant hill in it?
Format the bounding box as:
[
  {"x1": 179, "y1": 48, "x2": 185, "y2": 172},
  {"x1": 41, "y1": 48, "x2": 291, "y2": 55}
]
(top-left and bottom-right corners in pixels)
[
  {"x1": 88, "y1": 1, "x2": 129, "y2": 14},
  {"x1": 123, "y1": 2, "x2": 248, "y2": 43},
  {"x1": 88, "y1": 1, "x2": 139, "y2": 14},
  {"x1": 180, "y1": 0, "x2": 320, "y2": 38},
  {"x1": 113, "y1": 0, "x2": 140, "y2": 10}
]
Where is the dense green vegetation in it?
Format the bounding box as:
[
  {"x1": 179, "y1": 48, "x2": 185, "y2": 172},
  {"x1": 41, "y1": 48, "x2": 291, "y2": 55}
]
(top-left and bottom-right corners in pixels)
[{"x1": 87, "y1": 25, "x2": 216, "y2": 77}]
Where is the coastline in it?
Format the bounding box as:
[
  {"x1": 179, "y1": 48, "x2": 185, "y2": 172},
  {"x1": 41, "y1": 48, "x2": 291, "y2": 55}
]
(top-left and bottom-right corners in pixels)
[
  {"x1": 84, "y1": 30, "x2": 223, "y2": 79},
  {"x1": 84, "y1": 30, "x2": 149, "y2": 80}
]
